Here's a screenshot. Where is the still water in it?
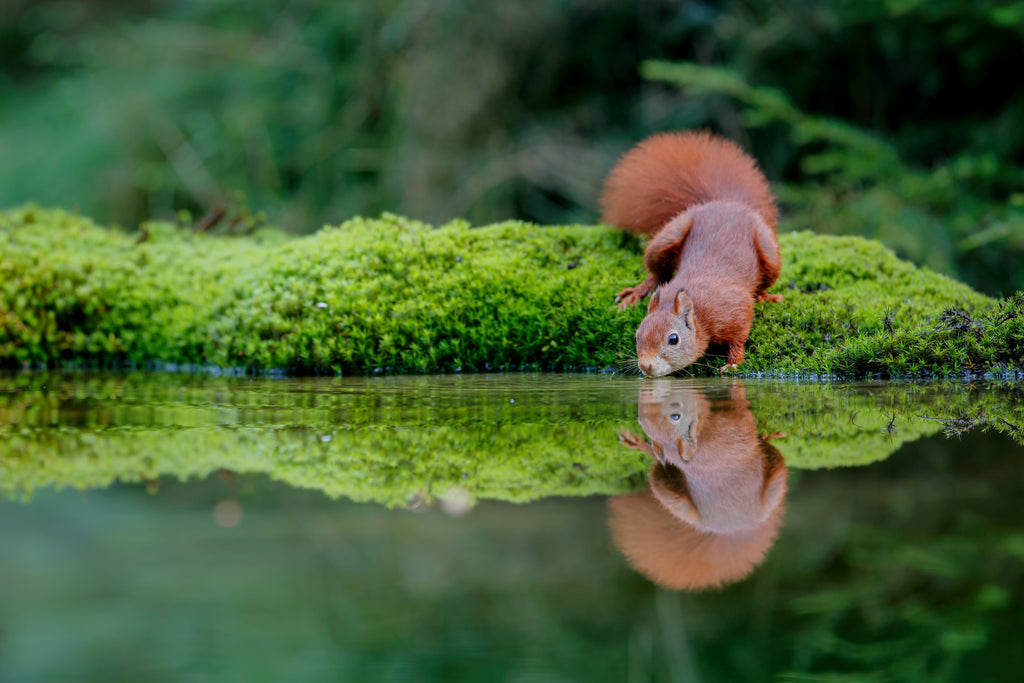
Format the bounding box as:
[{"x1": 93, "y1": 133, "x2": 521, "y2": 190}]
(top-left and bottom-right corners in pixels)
[{"x1": 2, "y1": 372, "x2": 1023, "y2": 682}]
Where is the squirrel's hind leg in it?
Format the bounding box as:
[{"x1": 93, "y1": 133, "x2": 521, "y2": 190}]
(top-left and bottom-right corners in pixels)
[
  {"x1": 618, "y1": 213, "x2": 694, "y2": 309},
  {"x1": 643, "y1": 213, "x2": 694, "y2": 283},
  {"x1": 753, "y1": 219, "x2": 783, "y2": 302}
]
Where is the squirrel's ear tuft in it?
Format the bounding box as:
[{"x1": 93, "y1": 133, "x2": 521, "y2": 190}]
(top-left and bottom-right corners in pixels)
[
  {"x1": 673, "y1": 288, "x2": 693, "y2": 316},
  {"x1": 647, "y1": 287, "x2": 662, "y2": 312}
]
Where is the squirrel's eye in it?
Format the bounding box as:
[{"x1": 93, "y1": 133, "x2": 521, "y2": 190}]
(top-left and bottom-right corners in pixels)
[
  {"x1": 668, "y1": 333, "x2": 679, "y2": 345},
  {"x1": 670, "y1": 413, "x2": 681, "y2": 421}
]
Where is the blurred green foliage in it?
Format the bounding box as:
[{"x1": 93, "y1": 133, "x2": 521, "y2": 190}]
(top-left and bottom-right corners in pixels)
[
  {"x1": 643, "y1": 59, "x2": 1024, "y2": 299},
  {"x1": 5, "y1": 207, "x2": 1021, "y2": 378},
  {"x1": 1, "y1": 0, "x2": 1022, "y2": 293}
]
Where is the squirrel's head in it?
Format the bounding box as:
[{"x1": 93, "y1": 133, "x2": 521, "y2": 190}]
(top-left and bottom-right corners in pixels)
[
  {"x1": 635, "y1": 381, "x2": 706, "y2": 465},
  {"x1": 635, "y1": 287, "x2": 706, "y2": 377}
]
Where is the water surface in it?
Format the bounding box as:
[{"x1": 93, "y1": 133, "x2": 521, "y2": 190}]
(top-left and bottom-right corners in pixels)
[{"x1": 2, "y1": 372, "x2": 1023, "y2": 681}]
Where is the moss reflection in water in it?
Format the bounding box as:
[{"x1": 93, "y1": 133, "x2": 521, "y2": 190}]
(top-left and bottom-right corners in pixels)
[
  {"x1": 2, "y1": 373, "x2": 1023, "y2": 508},
  {"x1": 1, "y1": 373, "x2": 1023, "y2": 682}
]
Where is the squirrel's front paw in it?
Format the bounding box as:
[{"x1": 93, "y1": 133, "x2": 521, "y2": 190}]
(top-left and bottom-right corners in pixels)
[
  {"x1": 616, "y1": 276, "x2": 657, "y2": 309},
  {"x1": 615, "y1": 287, "x2": 643, "y2": 309},
  {"x1": 618, "y1": 430, "x2": 647, "y2": 451},
  {"x1": 758, "y1": 293, "x2": 785, "y2": 304},
  {"x1": 719, "y1": 363, "x2": 740, "y2": 374}
]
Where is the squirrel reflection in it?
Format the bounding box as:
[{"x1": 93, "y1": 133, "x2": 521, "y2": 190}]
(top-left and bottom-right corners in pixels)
[{"x1": 609, "y1": 382, "x2": 787, "y2": 591}]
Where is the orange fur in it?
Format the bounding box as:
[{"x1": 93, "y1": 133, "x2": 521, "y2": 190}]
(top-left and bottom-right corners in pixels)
[{"x1": 601, "y1": 131, "x2": 782, "y2": 374}]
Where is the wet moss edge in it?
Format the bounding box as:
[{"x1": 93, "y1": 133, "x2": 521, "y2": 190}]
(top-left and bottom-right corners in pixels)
[{"x1": 1, "y1": 206, "x2": 1021, "y2": 378}]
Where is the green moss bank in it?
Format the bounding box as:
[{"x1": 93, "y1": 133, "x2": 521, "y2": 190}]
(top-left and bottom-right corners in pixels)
[{"x1": 1, "y1": 207, "x2": 1021, "y2": 377}]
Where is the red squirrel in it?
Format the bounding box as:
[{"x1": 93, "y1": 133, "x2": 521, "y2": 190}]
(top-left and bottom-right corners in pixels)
[
  {"x1": 600, "y1": 131, "x2": 783, "y2": 375},
  {"x1": 610, "y1": 382, "x2": 787, "y2": 590}
]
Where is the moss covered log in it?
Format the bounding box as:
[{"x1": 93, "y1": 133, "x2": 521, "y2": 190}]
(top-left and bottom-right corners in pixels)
[
  {"x1": 1, "y1": 206, "x2": 1021, "y2": 377},
  {"x1": 2, "y1": 373, "x2": 1022, "y2": 504}
]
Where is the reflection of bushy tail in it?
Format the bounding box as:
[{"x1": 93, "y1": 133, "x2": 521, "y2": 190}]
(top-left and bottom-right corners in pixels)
[
  {"x1": 607, "y1": 490, "x2": 783, "y2": 591},
  {"x1": 600, "y1": 131, "x2": 777, "y2": 236}
]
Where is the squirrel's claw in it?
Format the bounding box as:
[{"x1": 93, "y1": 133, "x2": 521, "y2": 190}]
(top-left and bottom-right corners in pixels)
[
  {"x1": 618, "y1": 430, "x2": 650, "y2": 453},
  {"x1": 615, "y1": 287, "x2": 642, "y2": 309},
  {"x1": 719, "y1": 363, "x2": 739, "y2": 374},
  {"x1": 615, "y1": 281, "x2": 654, "y2": 309},
  {"x1": 760, "y1": 431, "x2": 786, "y2": 441}
]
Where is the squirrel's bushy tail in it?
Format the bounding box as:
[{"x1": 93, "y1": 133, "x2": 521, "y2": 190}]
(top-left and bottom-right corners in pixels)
[{"x1": 600, "y1": 131, "x2": 777, "y2": 236}]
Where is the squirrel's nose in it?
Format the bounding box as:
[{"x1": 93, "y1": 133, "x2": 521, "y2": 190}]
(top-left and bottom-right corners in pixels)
[{"x1": 640, "y1": 361, "x2": 653, "y2": 375}]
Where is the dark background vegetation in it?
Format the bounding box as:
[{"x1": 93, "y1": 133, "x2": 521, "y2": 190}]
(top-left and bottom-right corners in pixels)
[{"x1": 1, "y1": 0, "x2": 1022, "y2": 293}]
